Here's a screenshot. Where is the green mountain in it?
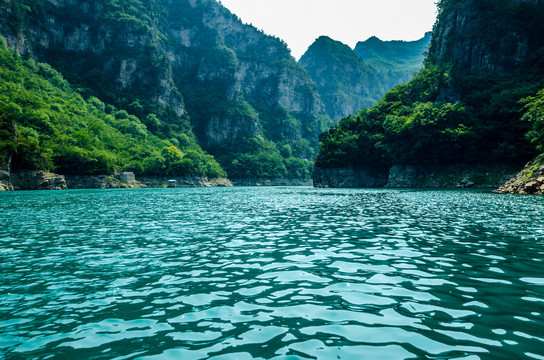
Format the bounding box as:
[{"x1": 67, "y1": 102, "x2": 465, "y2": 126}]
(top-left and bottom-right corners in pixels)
[
  {"x1": 354, "y1": 32, "x2": 431, "y2": 89},
  {"x1": 315, "y1": 0, "x2": 544, "y2": 188},
  {"x1": 0, "y1": 0, "x2": 332, "y2": 180},
  {"x1": 299, "y1": 36, "x2": 386, "y2": 122},
  {"x1": 299, "y1": 33, "x2": 430, "y2": 122}
]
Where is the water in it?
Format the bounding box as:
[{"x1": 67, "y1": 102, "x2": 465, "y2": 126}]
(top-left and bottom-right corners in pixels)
[{"x1": 1, "y1": 187, "x2": 543, "y2": 360}]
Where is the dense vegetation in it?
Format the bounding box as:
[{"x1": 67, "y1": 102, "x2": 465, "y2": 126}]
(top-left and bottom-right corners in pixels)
[
  {"x1": 354, "y1": 33, "x2": 431, "y2": 89},
  {"x1": 1, "y1": 0, "x2": 329, "y2": 180},
  {"x1": 316, "y1": 0, "x2": 544, "y2": 171},
  {"x1": 0, "y1": 38, "x2": 225, "y2": 177}
]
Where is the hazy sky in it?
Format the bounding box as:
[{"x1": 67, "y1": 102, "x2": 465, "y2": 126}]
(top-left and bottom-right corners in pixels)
[{"x1": 220, "y1": 0, "x2": 438, "y2": 59}]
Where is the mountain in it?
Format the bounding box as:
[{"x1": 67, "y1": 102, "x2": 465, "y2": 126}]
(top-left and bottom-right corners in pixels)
[
  {"x1": 299, "y1": 33, "x2": 430, "y2": 122},
  {"x1": 315, "y1": 0, "x2": 544, "y2": 189},
  {"x1": 0, "y1": 0, "x2": 332, "y2": 181},
  {"x1": 354, "y1": 32, "x2": 431, "y2": 88},
  {"x1": 299, "y1": 36, "x2": 386, "y2": 122}
]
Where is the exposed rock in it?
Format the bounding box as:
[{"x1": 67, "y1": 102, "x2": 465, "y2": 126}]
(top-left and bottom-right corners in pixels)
[
  {"x1": 387, "y1": 165, "x2": 421, "y2": 188},
  {"x1": 205, "y1": 115, "x2": 261, "y2": 149},
  {"x1": 313, "y1": 167, "x2": 388, "y2": 188},
  {"x1": 230, "y1": 178, "x2": 312, "y2": 186},
  {"x1": 65, "y1": 173, "x2": 142, "y2": 189},
  {"x1": 2, "y1": 170, "x2": 231, "y2": 190},
  {"x1": 0, "y1": 170, "x2": 13, "y2": 191},
  {"x1": 314, "y1": 164, "x2": 517, "y2": 189},
  {"x1": 495, "y1": 156, "x2": 544, "y2": 194},
  {"x1": 428, "y1": 0, "x2": 544, "y2": 74},
  {"x1": 117, "y1": 172, "x2": 136, "y2": 185},
  {"x1": 10, "y1": 171, "x2": 66, "y2": 190},
  {"x1": 387, "y1": 165, "x2": 515, "y2": 189}
]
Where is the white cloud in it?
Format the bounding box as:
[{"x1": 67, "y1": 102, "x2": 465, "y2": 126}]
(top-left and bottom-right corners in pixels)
[{"x1": 220, "y1": 0, "x2": 438, "y2": 59}]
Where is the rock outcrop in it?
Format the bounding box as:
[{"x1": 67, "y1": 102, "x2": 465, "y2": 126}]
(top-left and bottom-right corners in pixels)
[
  {"x1": 138, "y1": 176, "x2": 232, "y2": 188},
  {"x1": 9, "y1": 171, "x2": 67, "y2": 190},
  {"x1": 495, "y1": 156, "x2": 544, "y2": 194},
  {"x1": 0, "y1": 170, "x2": 13, "y2": 191},
  {"x1": 230, "y1": 178, "x2": 311, "y2": 186}
]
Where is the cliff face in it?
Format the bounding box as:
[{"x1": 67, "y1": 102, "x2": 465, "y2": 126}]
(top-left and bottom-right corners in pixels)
[
  {"x1": 162, "y1": 0, "x2": 328, "y2": 151},
  {"x1": 1, "y1": 0, "x2": 185, "y2": 116},
  {"x1": 0, "y1": 0, "x2": 330, "y2": 178},
  {"x1": 428, "y1": 0, "x2": 544, "y2": 73}
]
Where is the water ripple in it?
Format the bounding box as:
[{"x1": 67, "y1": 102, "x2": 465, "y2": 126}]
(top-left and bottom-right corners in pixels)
[{"x1": 1, "y1": 187, "x2": 543, "y2": 359}]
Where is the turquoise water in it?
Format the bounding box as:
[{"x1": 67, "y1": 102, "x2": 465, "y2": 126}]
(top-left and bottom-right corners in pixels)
[{"x1": 0, "y1": 187, "x2": 543, "y2": 359}]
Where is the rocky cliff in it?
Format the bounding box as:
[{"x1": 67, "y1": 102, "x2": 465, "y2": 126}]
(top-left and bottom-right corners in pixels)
[
  {"x1": 0, "y1": 0, "x2": 330, "y2": 179},
  {"x1": 314, "y1": 164, "x2": 516, "y2": 189},
  {"x1": 0, "y1": 170, "x2": 67, "y2": 191},
  {"x1": 428, "y1": 0, "x2": 544, "y2": 73},
  {"x1": 313, "y1": 167, "x2": 388, "y2": 188}
]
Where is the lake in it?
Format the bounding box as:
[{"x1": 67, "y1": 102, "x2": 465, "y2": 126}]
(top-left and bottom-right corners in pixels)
[{"x1": 0, "y1": 187, "x2": 543, "y2": 359}]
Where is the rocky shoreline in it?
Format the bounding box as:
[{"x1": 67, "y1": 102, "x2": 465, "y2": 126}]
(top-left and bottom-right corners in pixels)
[
  {"x1": 5, "y1": 161, "x2": 543, "y2": 193},
  {"x1": 0, "y1": 171, "x2": 314, "y2": 191},
  {"x1": 0, "y1": 170, "x2": 233, "y2": 191},
  {"x1": 313, "y1": 164, "x2": 518, "y2": 189},
  {"x1": 0, "y1": 170, "x2": 67, "y2": 191},
  {"x1": 495, "y1": 155, "x2": 544, "y2": 195}
]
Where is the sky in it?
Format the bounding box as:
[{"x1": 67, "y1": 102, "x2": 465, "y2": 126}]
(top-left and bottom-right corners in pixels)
[{"x1": 220, "y1": 0, "x2": 438, "y2": 59}]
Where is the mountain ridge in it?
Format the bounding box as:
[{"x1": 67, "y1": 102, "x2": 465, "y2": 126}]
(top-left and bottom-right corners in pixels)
[{"x1": 299, "y1": 32, "x2": 430, "y2": 122}]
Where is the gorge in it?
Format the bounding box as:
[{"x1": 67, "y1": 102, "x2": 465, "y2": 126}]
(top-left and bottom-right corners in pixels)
[{"x1": 1, "y1": 0, "x2": 544, "y2": 193}]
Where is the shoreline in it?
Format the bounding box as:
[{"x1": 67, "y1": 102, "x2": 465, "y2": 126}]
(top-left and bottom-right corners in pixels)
[
  {"x1": 0, "y1": 170, "x2": 313, "y2": 191},
  {"x1": 3, "y1": 159, "x2": 543, "y2": 194}
]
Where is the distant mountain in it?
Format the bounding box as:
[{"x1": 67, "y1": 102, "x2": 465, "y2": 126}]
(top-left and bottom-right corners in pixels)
[
  {"x1": 354, "y1": 32, "x2": 431, "y2": 88},
  {"x1": 299, "y1": 33, "x2": 430, "y2": 122},
  {"x1": 299, "y1": 36, "x2": 387, "y2": 122}
]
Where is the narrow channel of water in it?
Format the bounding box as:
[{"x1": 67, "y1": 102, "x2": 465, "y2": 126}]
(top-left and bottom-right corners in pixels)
[{"x1": 0, "y1": 187, "x2": 543, "y2": 359}]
